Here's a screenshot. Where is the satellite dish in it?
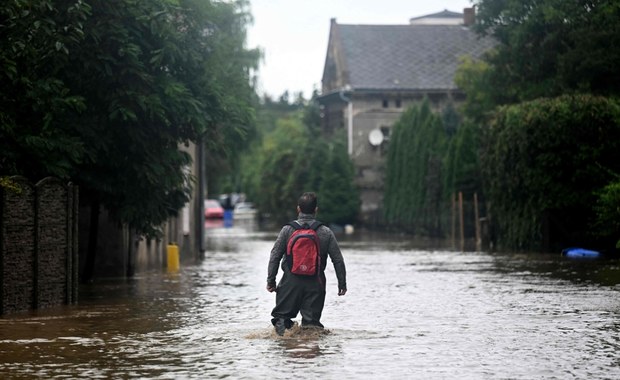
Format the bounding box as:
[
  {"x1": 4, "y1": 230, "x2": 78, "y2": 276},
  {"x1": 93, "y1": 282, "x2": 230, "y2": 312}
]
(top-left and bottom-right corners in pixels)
[{"x1": 368, "y1": 129, "x2": 384, "y2": 146}]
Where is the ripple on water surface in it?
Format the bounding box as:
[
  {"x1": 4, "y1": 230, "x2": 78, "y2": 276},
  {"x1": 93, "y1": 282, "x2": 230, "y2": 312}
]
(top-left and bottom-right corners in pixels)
[{"x1": 1, "y1": 229, "x2": 620, "y2": 379}]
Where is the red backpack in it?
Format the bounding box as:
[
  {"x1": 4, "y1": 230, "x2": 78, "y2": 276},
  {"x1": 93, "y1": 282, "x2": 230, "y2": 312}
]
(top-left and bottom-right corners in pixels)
[{"x1": 286, "y1": 221, "x2": 322, "y2": 276}]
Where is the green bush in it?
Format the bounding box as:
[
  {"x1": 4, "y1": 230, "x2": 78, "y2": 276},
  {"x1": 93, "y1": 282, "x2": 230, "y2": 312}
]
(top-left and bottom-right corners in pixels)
[
  {"x1": 593, "y1": 180, "x2": 620, "y2": 248},
  {"x1": 383, "y1": 99, "x2": 448, "y2": 234},
  {"x1": 241, "y1": 112, "x2": 359, "y2": 225},
  {"x1": 481, "y1": 94, "x2": 620, "y2": 251}
]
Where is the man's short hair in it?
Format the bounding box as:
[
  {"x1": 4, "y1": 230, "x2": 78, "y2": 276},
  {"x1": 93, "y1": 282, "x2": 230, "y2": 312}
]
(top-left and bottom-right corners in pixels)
[{"x1": 298, "y1": 192, "x2": 317, "y2": 214}]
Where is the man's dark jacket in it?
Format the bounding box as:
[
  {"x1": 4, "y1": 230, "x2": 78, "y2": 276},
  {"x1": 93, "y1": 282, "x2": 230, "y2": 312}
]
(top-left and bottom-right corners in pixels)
[{"x1": 267, "y1": 213, "x2": 346, "y2": 291}]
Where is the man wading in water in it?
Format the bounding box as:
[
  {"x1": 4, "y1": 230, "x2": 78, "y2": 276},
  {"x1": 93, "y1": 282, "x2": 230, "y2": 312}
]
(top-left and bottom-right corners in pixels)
[{"x1": 266, "y1": 192, "x2": 347, "y2": 335}]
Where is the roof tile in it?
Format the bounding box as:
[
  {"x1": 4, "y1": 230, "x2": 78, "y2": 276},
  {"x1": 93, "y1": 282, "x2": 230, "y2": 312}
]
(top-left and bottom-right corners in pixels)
[{"x1": 337, "y1": 24, "x2": 496, "y2": 91}]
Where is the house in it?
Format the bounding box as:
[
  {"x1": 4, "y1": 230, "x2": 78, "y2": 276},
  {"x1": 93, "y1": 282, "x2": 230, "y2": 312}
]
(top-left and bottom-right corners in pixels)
[{"x1": 318, "y1": 8, "x2": 496, "y2": 224}]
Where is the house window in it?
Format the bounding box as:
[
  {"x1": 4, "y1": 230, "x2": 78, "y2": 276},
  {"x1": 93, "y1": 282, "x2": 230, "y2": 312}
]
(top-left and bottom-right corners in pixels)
[
  {"x1": 395, "y1": 99, "x2": 402, "y2": 108},
  {"x1": 382, "y1": 99, "x2": 389, "y2": 108}
]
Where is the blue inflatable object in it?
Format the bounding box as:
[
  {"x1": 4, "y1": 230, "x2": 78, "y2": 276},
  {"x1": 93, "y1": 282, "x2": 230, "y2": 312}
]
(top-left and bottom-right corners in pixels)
[{"x1": 561, "y1": 247, "x2": 601, "y2": 258}]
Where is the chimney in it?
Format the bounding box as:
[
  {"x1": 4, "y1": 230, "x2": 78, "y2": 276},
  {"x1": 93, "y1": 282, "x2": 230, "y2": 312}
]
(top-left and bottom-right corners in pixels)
[{"x1": 463, "y1": 7, "x2": 475, "y2": 26}]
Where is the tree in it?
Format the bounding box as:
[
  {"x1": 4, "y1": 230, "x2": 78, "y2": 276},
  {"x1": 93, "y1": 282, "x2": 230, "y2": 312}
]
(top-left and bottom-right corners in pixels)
[
  {"x1": 593, "y1": 180, "x2": 620, "y2": 249},
  {"x1": 240, "y1": 98, "x2": 359, "y2": 226},
  {"x1": 0, "y1": 0, "x2": 90, "y2": 179},
  {"x1": 197, "y1": 0, "x2": 260, "y2": 196},
  {"x1": 443, "y1": 120, "x2": 481, "y2": 199},
  {"x1": 1, "y1": 0, "x2": 259, "y2": 235},
  {"x1": 383, "y1": 99, "x2": 448, "y2": 235},
  {"x1": 318, "y1": 138, "x2": 359, "y2": 225},
  {"x1": 59, "y1": 0, "x2": 202, "y2": 234},
  {"x1": 474, "y1": 0, "x2": 620, "y2": 101},
  {"x1": 454, "y1": 56, "x2": 501, "y2": 123},
  {"x1": 480, "y1": 95, "x2": 620, "y2": 251},
  {"x1": 247, "y1": 114, "x2": 318, "y2": 222},
  {"x1": 450, "y1": 0, "x2": 620, "y2": 251},
  {"x1": 1, "y1": 0, "x2": 260, "y2": 282}
]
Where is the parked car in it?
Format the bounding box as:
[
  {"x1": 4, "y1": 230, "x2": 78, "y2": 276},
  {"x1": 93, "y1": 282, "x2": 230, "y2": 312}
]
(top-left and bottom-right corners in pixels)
[
  {"x1": 204, "y1": 199, "x2": 224, "y2": 219},
  {"x1": 233, "y1": 202, "x2": 257, "y2": 219}
]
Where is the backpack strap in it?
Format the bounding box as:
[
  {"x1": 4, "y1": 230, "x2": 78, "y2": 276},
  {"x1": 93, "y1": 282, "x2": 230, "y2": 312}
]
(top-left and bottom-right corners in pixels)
[
  {"x1": 309, "y1": 221, "x2": 323, "y2": 230},
  {"x1": 287, "y1": 221, "x2": 302, "y2": 230},
  {"x1": 288, "y1": 220, "x2": 323, "y2": 230}
]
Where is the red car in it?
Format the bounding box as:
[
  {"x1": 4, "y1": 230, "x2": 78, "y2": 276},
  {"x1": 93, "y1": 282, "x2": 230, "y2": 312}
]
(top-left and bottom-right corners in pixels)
[{"x1": 204, "y1": 199, "x2": 224, "y2": 219}]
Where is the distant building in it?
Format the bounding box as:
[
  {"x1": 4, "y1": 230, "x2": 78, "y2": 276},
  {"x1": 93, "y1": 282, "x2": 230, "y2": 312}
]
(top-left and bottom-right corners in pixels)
[
  {"x1": 409, "y1": 9, "x2": 468, "y2": 25},
  {"x1": 318, "y1": 8, "x2": 495, "y2": 224}
]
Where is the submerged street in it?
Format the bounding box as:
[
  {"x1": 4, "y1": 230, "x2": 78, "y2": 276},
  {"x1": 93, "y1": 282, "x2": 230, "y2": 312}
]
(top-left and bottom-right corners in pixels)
[{"x1": 1, "y1": 222, "x2": 620, "y2": 379}]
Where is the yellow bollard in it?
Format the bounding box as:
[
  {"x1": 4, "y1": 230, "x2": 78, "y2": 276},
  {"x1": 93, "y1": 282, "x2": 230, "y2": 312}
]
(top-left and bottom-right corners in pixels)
[{"x1": 166, "y1": 243, "x2": 180, "y2": 272}]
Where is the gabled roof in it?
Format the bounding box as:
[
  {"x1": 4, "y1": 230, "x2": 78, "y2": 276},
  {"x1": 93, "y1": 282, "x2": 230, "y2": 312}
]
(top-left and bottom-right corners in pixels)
[{"x1": 323, "y1": 22, "x2": 496, "y2": 93}]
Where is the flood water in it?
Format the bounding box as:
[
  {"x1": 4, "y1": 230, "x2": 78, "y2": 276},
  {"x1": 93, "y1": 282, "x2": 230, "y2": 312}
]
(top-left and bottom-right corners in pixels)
[{"x1": 2, "y1": 222, "x2": 620, "y2": 379}]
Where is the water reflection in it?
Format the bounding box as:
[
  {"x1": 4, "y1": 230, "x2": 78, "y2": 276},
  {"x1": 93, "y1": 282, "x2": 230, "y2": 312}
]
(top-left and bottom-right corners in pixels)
[
  {"x1": 204, "y1": 218, "x2": 224, "y2": 229},
  {"x1": 1, "y1": 223, "x2": 620, "y2": 379}
]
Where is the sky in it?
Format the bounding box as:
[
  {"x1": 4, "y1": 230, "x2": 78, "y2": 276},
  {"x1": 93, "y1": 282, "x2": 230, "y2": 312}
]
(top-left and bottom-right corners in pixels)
[{"x1": 247, "y1": 0, "x2": 473, "y2": 99}]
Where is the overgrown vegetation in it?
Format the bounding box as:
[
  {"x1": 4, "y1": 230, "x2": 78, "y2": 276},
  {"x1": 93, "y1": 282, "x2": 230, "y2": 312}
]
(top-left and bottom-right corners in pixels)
[
  {"x1": 481, "y1": 95, "x2": 620, "y2": 251},
  {"x1": 3, "y1": 0, "x2": 618, "y2": 253},
  {"x1": 382, "y1": 99, "x2": 483, "y2": 239},
  {"x1": 474, "y1": 0, "x2": 620, "y2": 102},
  {"x1": 383, "y1": 0, "x2": 620, "y2": 251},
  {"x1": 470, "y1": 0, "x2": 620, "y2": 251},
  {"x1": 239, "y1": 96, "x2": 359, "y2": 226},
  {"x1": 593, "y1": 180, "x2": 620, "y2": 249},
  {"x1": 383, "y1": 100, "x2": 448, "y2": 235},
  {"x1": 0, "y1": 0, "x2": 259, "y2": 235}
]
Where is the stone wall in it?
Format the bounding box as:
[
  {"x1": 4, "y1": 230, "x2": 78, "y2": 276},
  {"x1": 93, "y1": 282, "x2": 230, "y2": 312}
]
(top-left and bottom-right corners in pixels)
[{"x1": 0, "y1": 177, "x2": 78, "y2": 314}]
